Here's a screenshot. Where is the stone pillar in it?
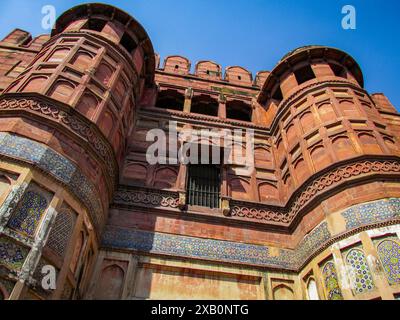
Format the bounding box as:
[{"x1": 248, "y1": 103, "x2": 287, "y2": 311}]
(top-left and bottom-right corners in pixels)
[
  {"x1": 0, "y1": 169, "x2": 32, "y2": 233},
  {"x1": 183, "y1": 88, "x2": 193, "y2": 113},
  {"x1": 84, "y1": 250, "x2": 106, "y2": 300},
  {"x1": 331, "y1": 245, "x2": 354, "y2": 300},
  {"x1": 218, "y1": 93, "x2": 227, "y2": 118},
  {"x1": 122, "y1": 255, "x2": 139, "y2": 299},
  {"x1": 20, "y1": 194, "x2": 62, "y2": 288},
  {"x1": 360, "y1": 232, "x2": 394, "y2": 300}
]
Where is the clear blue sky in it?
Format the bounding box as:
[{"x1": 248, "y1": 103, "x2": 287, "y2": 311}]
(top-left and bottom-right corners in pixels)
[{"x1": 0, "y1": 0, "x2": 399, "y2": 109}]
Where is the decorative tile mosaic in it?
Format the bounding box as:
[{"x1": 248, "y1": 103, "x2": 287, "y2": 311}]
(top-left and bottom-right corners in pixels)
[
  {"x1": 0, "y1": 237, "x2": 29, "y2": 271},
  {"x1": 7, "y1": 186, "x2": 51, "y2": 237},
  {"x1": 0, "y1": 133, "x2": 103, "y2": 231},
  {"x1": 2, "y1": 228, "x2": 34, "y2": 247},
  {"x1": 376, "y1": 239, "x2": 400, "y2": 285},
  {"x1": 342, "y1": 198, "x2": 400, "y2": 230},
  {"x1": 322, "y1": 261, "x2": 344, "y2": 300},
  {"x1": 345, "y1": 249, "x2": 375, "y2": 295},
  {"x1": 102, "y1": 225, "x2": 296, "y2": 269},
  {"x1": 295, "y1": 222, "x2": 331, "y2": 263},
  {"x1": 102, "y1": 198, "x2": 400, "y2": 269}
]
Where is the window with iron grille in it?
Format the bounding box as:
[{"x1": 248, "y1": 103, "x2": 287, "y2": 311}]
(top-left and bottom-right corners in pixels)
[{"x1": 187, "y1": 165, "x2": 221, "y2": 208}]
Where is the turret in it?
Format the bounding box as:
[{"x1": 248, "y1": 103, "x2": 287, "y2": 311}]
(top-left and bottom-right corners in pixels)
[
  {"x1": 258, "y1": 46, "x2": 399, "y2": 200},
  {"x1": 0, "y1": 3, "x2": 155, "y2": 299}
]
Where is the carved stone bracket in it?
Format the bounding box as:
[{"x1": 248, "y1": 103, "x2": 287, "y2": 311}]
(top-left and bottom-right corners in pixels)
[
  {"x1": 114, "y1": 188, "x2": 180, "y2": 209},
  {"x1": 231, "y1": 158, "x2": 400, "y2": 226},
  {"x1": 178, "y1": 192, "x2": 187, "y2": 210},
  {"x1": 221, "y1": 197, "x2": 231, "y2": 216}
]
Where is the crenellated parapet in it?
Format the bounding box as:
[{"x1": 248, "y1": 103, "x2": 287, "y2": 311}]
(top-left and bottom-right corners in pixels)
[{"x1": 157, "y1": 55, "x2": 266, "y2": 87}]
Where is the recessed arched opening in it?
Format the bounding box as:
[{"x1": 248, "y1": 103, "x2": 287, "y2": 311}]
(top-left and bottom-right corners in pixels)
[
  {"x1": 82, "y1": 18, "x2": 108, "y2": 32},
  {"x1": 120, "y1": 33, "x2": 137, "y2": 54},
  {"x1": 294, "y1": 64, "x2": 315, "y2": 85},
  {"x1": 329, "y1": 63, "x2": 347, "y2": 79},
  {"x1": 226, "y1": 100, "x2": 252, "y2": 122},
  {"x1": 272, "y1": 85, "x2": 283, "y2": 102},
  {"x1": 191, "y1": 95, "x2": 219, "y2": 117},
  {"x1": 156, "y1": 89, "x2": 185, "y2": 111}
]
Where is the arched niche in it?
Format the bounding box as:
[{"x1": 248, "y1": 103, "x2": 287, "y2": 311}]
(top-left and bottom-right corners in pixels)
[
  {"x1": 153, "y1": 167, "x2": 178, "y2": 189},
  {"x1": 273, "y1": 284, "x2": 294, "y2": 300},
  {"x1": 258, "y1": 182, "x2": 278, "y2": 202},
  {"x1": 229, "y1": 177, "x2": 251, "y2": 201},
  {"x1": 307, "y1": 278, "x2": 320, "y2": 300},
  {"x1": 94, "y1": 264, "x2": 125, "y2": 300}
]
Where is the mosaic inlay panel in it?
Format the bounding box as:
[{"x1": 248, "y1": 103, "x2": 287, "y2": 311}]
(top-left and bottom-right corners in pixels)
[
  {"x1": 295, "y1": 222, "x2": 330, "y2": 262},
  {"x1": 0, "y1": 237, "x2": 29, "y2": 271},
  {"x1": 376, "y1": 239, "x2": 400, "y2": 285},
  {"x1": 0, "y1": 133, "x2": 103, "y2": 231},
  {"x1": 7, "y1": 186, "x2": 51, "y2": 237},
  {"x1": 102, "y1": 198, "x2": 400, "y2": 269},
  {"x1": 102, "y1": 225, "x2": 295, "y2": 269},
  {"x1": 342, "y1": 198, "x2": 400, "y2": 230},
  {"x1": 322, "y1": 261, "x2": 344, "y2": 300},
  {"x1": 345, "y1": 249, "x2": 375, "y2": 295}
]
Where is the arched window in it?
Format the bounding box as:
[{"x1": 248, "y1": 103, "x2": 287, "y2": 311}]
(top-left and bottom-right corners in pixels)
[
  {"x1": 377, "y1": 240, "x2": 400, "y2": 285},
  {"x1": 307, "y1": 279, "x2": 319, "y2": 300},
  {"x1": 191, "y1": 95, "x2": 219, "y2": 117},
  {"x1": 345, "y1": 248, "x2": 375, "y2": 294},
  {"x1": 7, "y1": 187, "x2": 51, "y2": 237},
  {"x1": 156, "y1": 89, "x2": 185, "y2": 112},
  {"x1": 226, "y1": 100, "x2": 252, "y2": 122},
  {"x1": 322, "y1": 261, "x2": 344, "y2": 300}
]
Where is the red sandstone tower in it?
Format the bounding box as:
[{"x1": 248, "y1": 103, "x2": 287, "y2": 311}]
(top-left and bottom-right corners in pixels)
[{"x1": 0, "y1": 4, "x2": 399, "y2": 300}]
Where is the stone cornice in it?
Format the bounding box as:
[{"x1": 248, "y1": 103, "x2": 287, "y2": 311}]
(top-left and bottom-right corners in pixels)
[
  {"x1": 139, "y1": 107, "x2": 270, "y2": 132},
  {"x1": 0, "y1": 93, "x2": 118, "y2": 196}
]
